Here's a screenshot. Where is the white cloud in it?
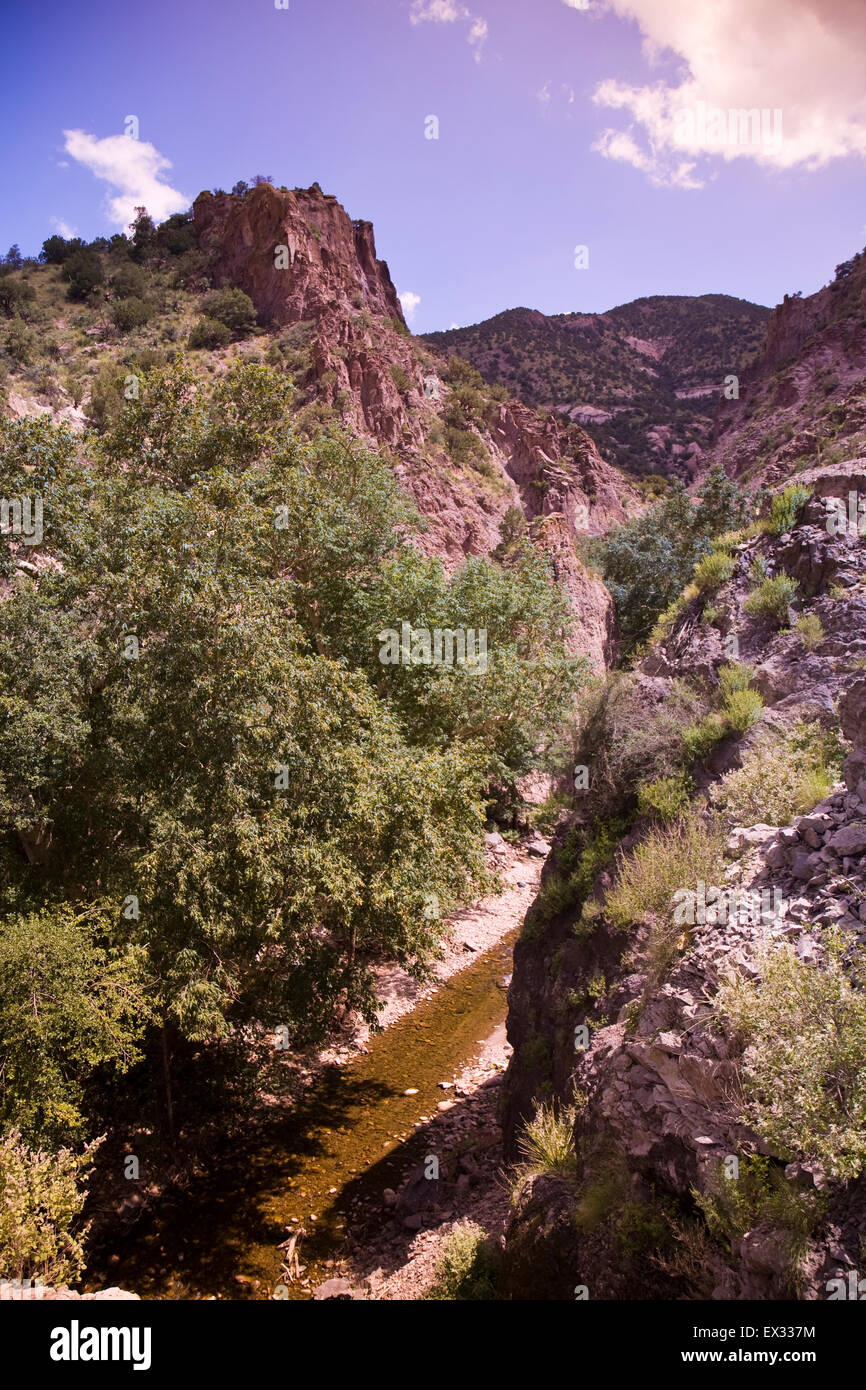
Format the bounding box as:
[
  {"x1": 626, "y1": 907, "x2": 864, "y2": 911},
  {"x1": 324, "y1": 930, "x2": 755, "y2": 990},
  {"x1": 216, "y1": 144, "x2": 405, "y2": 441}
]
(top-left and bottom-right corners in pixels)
[
  {"x1": 562, "y1": 0, "x2": 592, "y2": 9},
  {"x1": 410, "y1": 0, "x2": 466, "y2": 21},
  {"x1": 63, "y1": 129, "x2": 188, "y2": 229},
  {"x1": 50, "y1": 216, "x2": 77, "y2": 239},
  {"x1": 409, "y1": 0, "x2": 488, "y2": 60},
  {"x1": 591, "y1": 0, "x2": 866, "y2": 187},
  {"x1": 399, "y1": 290, "x2": 421, "y2": 323}
]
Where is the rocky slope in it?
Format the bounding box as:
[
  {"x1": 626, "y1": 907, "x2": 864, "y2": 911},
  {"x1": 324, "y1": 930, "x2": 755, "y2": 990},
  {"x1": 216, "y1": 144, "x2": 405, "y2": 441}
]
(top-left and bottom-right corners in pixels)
[
  {"x1": 499, "y1": 462, "x2": 866, "y2": 1299},
  {"x1": 710, "y1": 248, "x2": 866, "y2": 492},
  {"x1": 2, "y1": 182, "x2": 643, "y2": 674},
  {"x1": 423, "y1": 295, "x2": 770, "y2": 481},
  {"x1": 193, "y1": 184, "x2": 638, "y2": 668}
]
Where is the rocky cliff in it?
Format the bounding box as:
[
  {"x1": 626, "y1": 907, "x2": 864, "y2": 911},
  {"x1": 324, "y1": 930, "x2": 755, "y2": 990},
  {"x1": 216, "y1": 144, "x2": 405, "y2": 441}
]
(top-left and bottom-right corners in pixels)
[
  {"x1": 710, "y1": 248, "x2": 866, "y2": 491},
  {"x1": 193, "y1": 181, "x2": 639, "y2": 668},
  {"x1": 500, "y1": 460, "x2": 866, "y2": 1299}
]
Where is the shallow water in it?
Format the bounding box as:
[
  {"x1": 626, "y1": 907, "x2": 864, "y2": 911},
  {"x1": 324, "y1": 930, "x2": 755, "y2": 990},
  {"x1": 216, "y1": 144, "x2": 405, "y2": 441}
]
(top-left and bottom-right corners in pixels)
[{"x1": 102, "y1": 931, "x2": 516, "y2": 1300}]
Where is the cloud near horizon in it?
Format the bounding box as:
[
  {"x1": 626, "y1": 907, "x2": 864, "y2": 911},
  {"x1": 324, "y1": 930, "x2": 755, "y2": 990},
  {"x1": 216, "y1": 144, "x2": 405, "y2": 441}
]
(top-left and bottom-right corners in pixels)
[
  {"x1": 409, "y1": 0, "x2": 488, "y2": 62},
  {"x1": 591, "y1": 0, "x2": 866, "y2": 188},
  {"x1": 63, "y1": 130, "x2": 188, "y2": 228}
]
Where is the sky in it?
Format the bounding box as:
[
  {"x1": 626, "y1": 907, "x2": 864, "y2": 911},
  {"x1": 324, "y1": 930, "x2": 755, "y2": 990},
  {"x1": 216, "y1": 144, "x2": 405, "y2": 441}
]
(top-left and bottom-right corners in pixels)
[{"x1": 1, "y1": 0, "x2": 865, "y2": 333}]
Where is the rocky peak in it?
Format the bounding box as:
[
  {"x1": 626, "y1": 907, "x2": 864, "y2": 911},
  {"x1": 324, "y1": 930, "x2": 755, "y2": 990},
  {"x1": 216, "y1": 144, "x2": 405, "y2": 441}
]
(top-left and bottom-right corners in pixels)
[{"x1": 193, "y1": 182, "x2": 403, "y2": 328}]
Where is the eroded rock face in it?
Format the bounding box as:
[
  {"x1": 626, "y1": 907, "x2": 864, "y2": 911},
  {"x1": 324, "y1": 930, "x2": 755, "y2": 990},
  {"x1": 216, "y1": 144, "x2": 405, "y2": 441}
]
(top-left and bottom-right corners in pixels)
[
  {"x1": 193, "y1": 181, "x2": 637, "y2": 668},
  {"x1": 194, "y1": 184, "x2": 403, "y2": 329}
]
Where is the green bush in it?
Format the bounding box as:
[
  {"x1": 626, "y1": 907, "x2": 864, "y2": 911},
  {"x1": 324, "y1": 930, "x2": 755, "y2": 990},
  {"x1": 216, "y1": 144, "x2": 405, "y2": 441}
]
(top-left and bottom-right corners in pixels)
[
  {"x1": 722, "y1": 687, "x2": 764, "y2": 733},
  {"x1": 0, "y1": 1130, "x2": 99, "y2": 1287},
  {"x1": 188, "y1": 315, "x2": 232, "y2": 350},
  {"x1": 516, "y1": 1102, "x2": 577, "y2": 1177},
  {"x1": 711, "y1": 722, "x2": 841, "y2": 825},
  {"x1": 693, "y1": 1155, "x2": 821, "y2": 1290},
  {"x1": 607, "y1": 810, "x2": 726, "y2": 931},
  {"x1": 111, "y1": 296, "x2": 152, "y2": 333},
  {"x1": 596, "y1": 466, "x2": 753, "y2": 648},
  {"x1": 716, "y1": 930, "x2": 866, "y2": 1180},
  {"x1": 768, "y1": 485, "x2": 811, "y2": 535},
  {"x1": 682, "y1": 712, "x2": 729, "y2": 761},
  {"x1": 693, "y1": 550, "x2": 736, "y2": 594},
  {"x1": 744, "y1": 572, "x2": 798, "y2": 625},
  {"x1": 201, "y1": 287, "x2": 257, "y2": 336},
  {"x1": 796, "y1": 613, "x2": 825, "y2": 650},
  {"x1": 718, "y1": 662, "x2": 755, "y2": 698},
  {"x1": 424, "y1": 1222, "x2": 498, "y2": 1300},
  {"x1": 389, "y1": 363, "x2": 411, "y2": 393},
  {"x1": 636, "y1": 774, "x2": 693, "y2": 823},
  {"x1": 62, "y1": 249, "x2": 104, "y2": 301}
]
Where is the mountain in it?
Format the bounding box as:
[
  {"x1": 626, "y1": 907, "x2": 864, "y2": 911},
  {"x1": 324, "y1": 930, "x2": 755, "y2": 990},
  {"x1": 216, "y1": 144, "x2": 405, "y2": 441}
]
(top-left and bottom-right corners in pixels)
[
  {"x1": 422, "y1": 295, "x2": 771, "y2": 481},
  {"x1": 708, "y1": 248, "x2": 866, "y2": 490},
  {"x1": 2, "y1": 182, "x2": 645, "y2": 671}
]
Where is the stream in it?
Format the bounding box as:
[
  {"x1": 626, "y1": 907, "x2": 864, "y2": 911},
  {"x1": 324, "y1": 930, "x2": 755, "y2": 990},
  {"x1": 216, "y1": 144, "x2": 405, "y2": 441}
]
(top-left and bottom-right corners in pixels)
[{"x1": 101, "y1": 928, "x2": 518, "y2": 1300}]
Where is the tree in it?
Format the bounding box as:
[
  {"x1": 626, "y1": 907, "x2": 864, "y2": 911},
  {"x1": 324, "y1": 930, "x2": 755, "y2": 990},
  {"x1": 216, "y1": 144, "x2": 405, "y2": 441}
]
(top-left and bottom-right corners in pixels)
[
  {"x1": 0, "y1": 906, "x2": 151, "y2": 1145},
  {"x1": 61, "y1": 248, "x2": 104, "y2": 301},
  {"x1": 3, "y1": 245, "x2": 22, "y2": 269},
  {"x1": 595, "y1": 466, "x2": 752, "y2": 647},
  {"x1": 40, "y1": 235, "x2": 84, "y2": 265},
  {"x1": 129, "y1": 207, "x2": 157, "y2": 263}
]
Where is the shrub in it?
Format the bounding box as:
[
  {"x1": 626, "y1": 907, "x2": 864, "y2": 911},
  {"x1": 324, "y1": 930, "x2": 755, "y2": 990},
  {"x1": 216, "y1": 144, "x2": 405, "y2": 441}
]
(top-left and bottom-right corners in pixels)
[
  {"x1": 0, "y1": 278, "x2": 36, "y2": 319},
  {"x1": 682, "y1": 712, "x2": 729, "y2": 761},
  {"x1": 516, "y1": 1102, "x2": 577, "y2": 1178},
  {"x1": 718, "y1": 662, "x2": 755, "y2": 698},
  {"x1": 188, "y1": 315, "x2": 232, "y2": 350},
  {"x1": 692, "y1": 1155, "x2": 822, "y2": 1291},
  {"x1": 711, "y1": 722, "x2": 842, "y2": 825},
  {"x1": 606, "y1": 810, "x2": 726, "y2": 932},
  {"x1": 111, "y1": 296, "x2": 152, "y2": 333},
  {"x1": 744, "y1": 572, "x2": 798, "y2": 625},
  {"x1": 424, "y1": 1223, "x2": 498, "y2": 1300},
  {"x1": 201, "y1": 288, "x2": 257, "y2": 336},
  {"x1": 5, "y1": 318, "x2": 36, "y2": 365},
  {"x1": 62, "y1": 249, "x2": 105, "y2": 301},
  {"x1": 595, "y1": 467, "x2": 753, "y2": 648},
  {"x1": 693, "y1": 550, "x2": 736, "y2": 594},
  {"x1": 768, "y1": 484, "x2": 811, "y2": 535},
  {"x1": 389, "y1": 363, "x2": 411, "y2": 393},
  {"x1": 796, "y1": 613, "x2": 825, "y2": 650},
  {"x1": 716, "y1": 930, "x2": 866, "y2": 1180},
  {"x1": 721, "y1": 687, "x2": 764, "y2": 733},
  {"x1": 636, "y1": 773, "x2": 693, "y2": 824},
  {"x1": 0, "y1": 1130, "x2": 100, "y2": 1287},
  {"x1": 111, "y1": 264, "x2": 149, "y2": 299}
]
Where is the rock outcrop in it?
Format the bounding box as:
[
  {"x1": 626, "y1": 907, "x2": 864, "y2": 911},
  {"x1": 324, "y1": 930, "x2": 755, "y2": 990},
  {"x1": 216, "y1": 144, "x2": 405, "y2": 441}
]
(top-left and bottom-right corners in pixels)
[
  {"x1": 500, "y1": 459, "x2": 866, "y2": 1299},
  {"x1": 193, "y1": 181, "x2": 638, "y2": 668},
  {"x1": 710, "y1": 248, "x2": 866, "y2": 490}
]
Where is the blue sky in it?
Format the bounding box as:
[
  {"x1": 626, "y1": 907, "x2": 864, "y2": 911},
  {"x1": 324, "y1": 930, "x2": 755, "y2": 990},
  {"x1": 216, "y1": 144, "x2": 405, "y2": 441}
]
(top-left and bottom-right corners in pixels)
[{"x1": 1, "y1": 0, "x2": 864, "y2": 333}]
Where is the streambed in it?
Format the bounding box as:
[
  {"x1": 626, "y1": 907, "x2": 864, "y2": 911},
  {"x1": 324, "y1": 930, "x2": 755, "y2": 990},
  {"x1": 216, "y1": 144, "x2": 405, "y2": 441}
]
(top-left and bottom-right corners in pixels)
[{"x1": 104, "y1": 929, "x2": 518, "y2": 1300}]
